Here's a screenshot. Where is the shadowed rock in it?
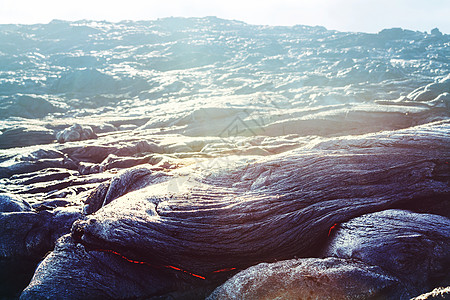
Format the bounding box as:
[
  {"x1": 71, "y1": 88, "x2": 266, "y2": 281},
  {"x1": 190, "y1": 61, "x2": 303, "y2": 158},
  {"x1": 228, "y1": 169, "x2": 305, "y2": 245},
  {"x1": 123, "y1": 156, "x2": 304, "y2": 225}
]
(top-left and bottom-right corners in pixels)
[
  {"x1": 0, "y1": 193, "x2": 32, "y2": 212},
  {"x1": 0, "y1": 126, "x2": 56, "y2": 149},
  {"x1": 408, "y1": 74, "x2": 450, "y2": 102},
  {"x1": 0, "y1": 205, "x2": 81, "y2": 259},
  {"x1": 20, "y1": 235, "x2": 179, "y2": 300},
  {"x1": 0, "y1": 95, "x2": 60, "y2": 119},
  {"x1": 0, "y1": 150, "x2": 77, "y2": 179},
  {"x1": 61, "y1": 140, "x2": 162, "y2": 164},
  {"x1": 0, "y1": 194, "x2": 81, "y2": 297}
]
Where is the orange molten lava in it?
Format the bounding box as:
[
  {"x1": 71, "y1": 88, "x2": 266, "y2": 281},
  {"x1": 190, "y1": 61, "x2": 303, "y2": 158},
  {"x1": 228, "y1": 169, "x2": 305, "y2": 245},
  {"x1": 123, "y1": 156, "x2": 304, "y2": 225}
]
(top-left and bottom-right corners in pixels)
[
  {"x1": 92, "y1": 248, "x2": 239, "y2": 280},
  {"x1": 328, "y1": 223, "x2": 339, "y2": 236}
]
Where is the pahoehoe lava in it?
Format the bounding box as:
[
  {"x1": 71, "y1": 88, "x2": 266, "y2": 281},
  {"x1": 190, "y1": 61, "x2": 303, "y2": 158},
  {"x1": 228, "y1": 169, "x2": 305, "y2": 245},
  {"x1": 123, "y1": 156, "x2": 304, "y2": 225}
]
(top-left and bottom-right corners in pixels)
[
  {"x1": 0, "y1": 17, "x2": 449, "y2": 299},
  {"x1": 20, "y1": 121, "x2": 450, "y2": 299}
]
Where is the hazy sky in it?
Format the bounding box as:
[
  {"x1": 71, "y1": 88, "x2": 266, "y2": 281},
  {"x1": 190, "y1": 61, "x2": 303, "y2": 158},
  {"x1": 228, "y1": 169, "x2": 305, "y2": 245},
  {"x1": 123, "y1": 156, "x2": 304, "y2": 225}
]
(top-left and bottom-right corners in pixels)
[{"x1": 1, "y1": 0, "x2": 449, "y2": 33}]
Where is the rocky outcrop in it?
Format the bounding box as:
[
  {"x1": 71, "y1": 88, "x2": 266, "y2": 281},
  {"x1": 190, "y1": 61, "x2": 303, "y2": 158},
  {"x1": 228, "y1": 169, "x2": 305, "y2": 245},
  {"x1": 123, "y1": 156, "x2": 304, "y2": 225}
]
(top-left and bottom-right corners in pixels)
[
  {"x1": 324, "y1": 209, "x2": 450, "y2": 294},
  {"x1": 0, "y1": 194, "x2": 81, "y2": 298},
  {"x1": 56, "y1": 124, "x2": 97, "y2": 143},
  {"x1": 207, "y1": 257, "x2": 411, "y2": 299}
]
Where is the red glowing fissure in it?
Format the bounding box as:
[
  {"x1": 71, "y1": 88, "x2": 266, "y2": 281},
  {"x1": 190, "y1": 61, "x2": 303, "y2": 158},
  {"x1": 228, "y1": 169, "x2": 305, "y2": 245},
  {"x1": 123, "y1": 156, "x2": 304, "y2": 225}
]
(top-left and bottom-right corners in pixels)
[
  {"x1": 92, "y1": 248, "x2": 236, "y2": 280},
  {"x1": 213, "y1": 267, "x2": 237, "y2": 273},
  {"x1": 328, "y1": 223, "x2": 339, "y2": 236}
]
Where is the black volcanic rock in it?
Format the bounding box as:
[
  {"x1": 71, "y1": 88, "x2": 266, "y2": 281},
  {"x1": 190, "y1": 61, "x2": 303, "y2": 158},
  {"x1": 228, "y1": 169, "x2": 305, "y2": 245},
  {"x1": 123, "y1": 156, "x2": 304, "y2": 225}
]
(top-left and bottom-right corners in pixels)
[
  {"x1": 19, "y1": 121, "x2": 450, "y2": 299},
  {"x1": 0, "y1": 17, "x2": 448, "y2": 299},
  {"x1": 207, "y1": 257, "x2": 412, "y2": 299},
  {"x1": 324, "y1": 209, "x2": 450, "y2": 295}
]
